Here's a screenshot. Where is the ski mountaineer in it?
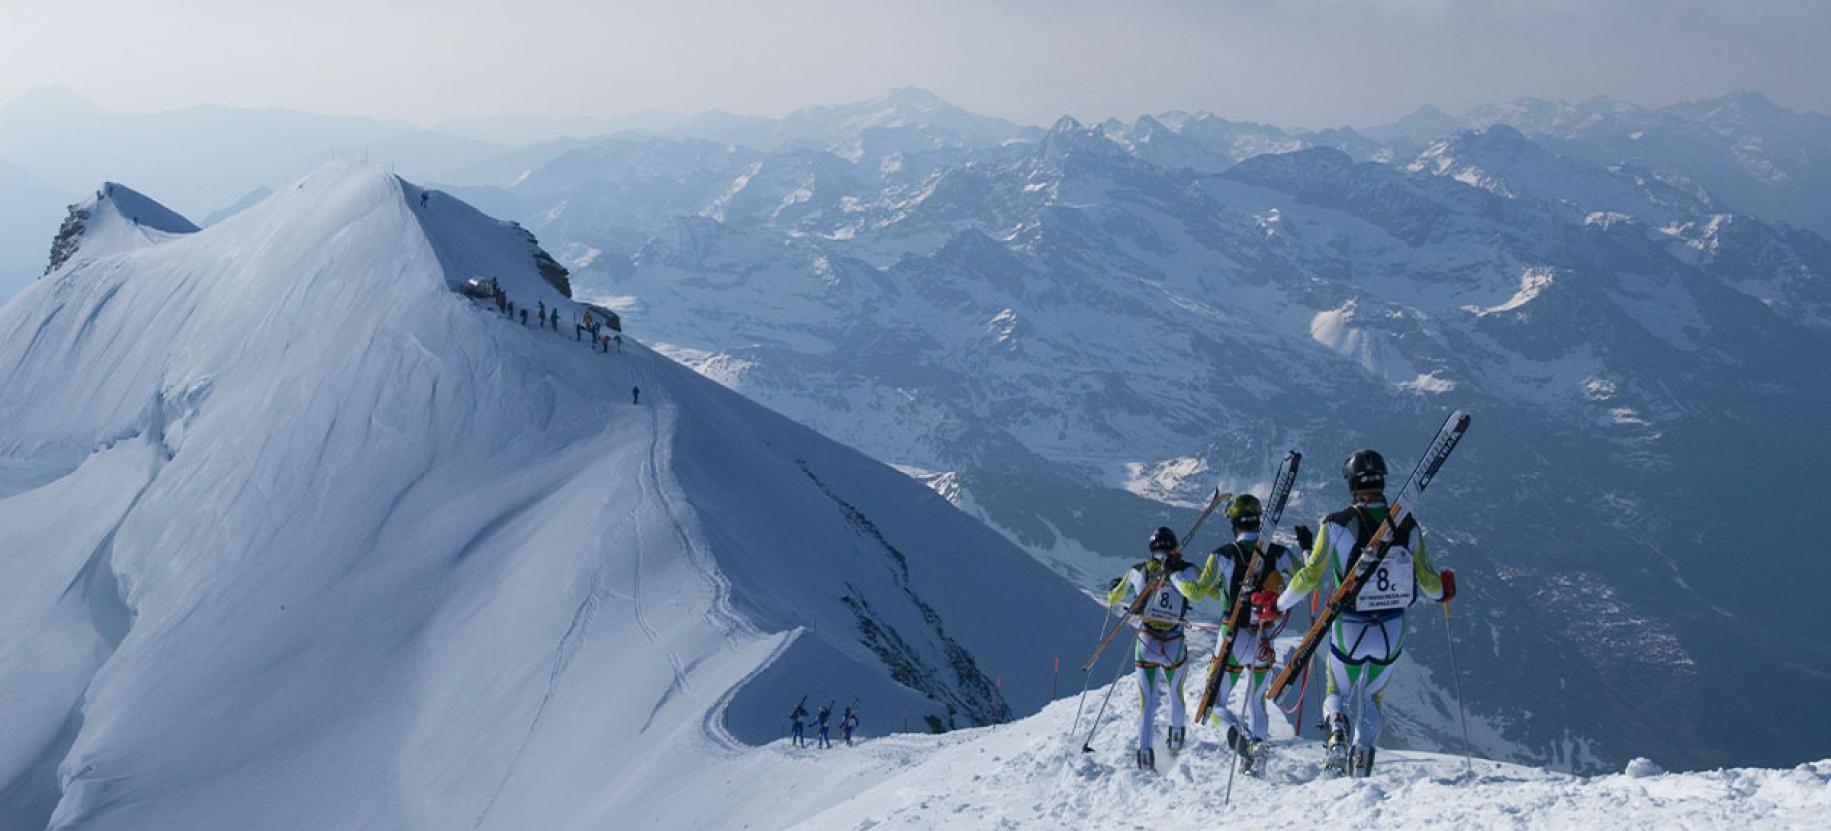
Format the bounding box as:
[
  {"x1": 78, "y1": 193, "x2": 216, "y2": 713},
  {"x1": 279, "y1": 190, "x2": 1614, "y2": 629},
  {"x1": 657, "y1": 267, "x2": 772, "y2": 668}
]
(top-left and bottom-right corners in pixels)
[
  {"x1": 1275, "y1": 449, "x2": 1457, "y2": 777},
  {"x1": 841, "y1": 706, "x2": 859, "y2": 746},
  {"x1": 1105, "y1": 526, "x2": 1204, "y2": 771},
  {"x1": 816, "y1": 702, "x2": 834, "y2": 749},
  {"x1": 789, "y1": 701, "x2": 809, "y2": 748},
  {"x1": 1198, "y1": 494, "x2": 1305, "y2": 773}
]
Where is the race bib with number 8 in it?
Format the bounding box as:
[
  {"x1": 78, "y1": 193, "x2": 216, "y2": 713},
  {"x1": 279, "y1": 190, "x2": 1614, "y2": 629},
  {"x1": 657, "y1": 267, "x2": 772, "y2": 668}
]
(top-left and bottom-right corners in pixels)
[
  {"x1": 1142, "y1": 582, "x2": 1187, "y2": 623},
  {"x1": 1354, "y1": 547, "x2": 1415, "y2": 612}
]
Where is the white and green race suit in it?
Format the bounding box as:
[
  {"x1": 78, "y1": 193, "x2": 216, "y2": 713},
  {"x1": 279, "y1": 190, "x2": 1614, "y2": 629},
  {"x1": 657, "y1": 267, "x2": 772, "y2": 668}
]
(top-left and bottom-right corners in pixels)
[
  {"x1": 1199, "y1": 531, "x2": 1299, "y2": 743},
  {"x1": 1107, "y1": 555, "x2": 1203, "y2": 754},
  {"x1": 1276, "y1": 500, "x2": 1444, "y2": 752}
]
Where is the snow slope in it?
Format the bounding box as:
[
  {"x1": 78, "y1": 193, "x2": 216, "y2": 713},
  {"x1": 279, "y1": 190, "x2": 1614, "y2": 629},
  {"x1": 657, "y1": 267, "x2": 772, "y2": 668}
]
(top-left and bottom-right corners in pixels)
[
  {"x1": 0, "y1": 161, "x2": 1097, "y2": 829},
  {"x1": 793, "y1": 678, "x2": 1831, "y2": 830}
]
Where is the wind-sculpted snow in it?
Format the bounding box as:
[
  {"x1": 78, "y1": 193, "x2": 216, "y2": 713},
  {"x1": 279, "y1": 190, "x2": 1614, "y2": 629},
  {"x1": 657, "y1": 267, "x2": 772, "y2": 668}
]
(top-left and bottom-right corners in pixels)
[{"x1": 0, "y1": 161, "x2": 1096, "y2": 829}]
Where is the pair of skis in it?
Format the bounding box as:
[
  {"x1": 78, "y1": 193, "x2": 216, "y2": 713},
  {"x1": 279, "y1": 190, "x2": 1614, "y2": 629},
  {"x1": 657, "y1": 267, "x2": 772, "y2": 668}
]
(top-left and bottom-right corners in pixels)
[
  {"x1": 1263, "y1": 410, "x2": 1472, "y2": 703},
  {"x1": 1192, "y1": 450, "x2": 1302, "y2": 726}
]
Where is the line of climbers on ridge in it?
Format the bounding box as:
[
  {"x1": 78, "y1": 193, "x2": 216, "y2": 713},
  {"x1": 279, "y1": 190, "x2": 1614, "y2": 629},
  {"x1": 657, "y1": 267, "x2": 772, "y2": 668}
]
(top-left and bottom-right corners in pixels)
[
  {"x1": 461, "y1": 276, "x2": 638, "y2": 404},
  {"x1": 787, "y1": 699, "x2": 862, "y2": 750}
]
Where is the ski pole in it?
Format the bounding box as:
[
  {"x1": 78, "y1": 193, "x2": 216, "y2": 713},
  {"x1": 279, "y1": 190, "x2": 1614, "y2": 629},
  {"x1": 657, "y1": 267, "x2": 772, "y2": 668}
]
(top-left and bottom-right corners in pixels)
[
  {"x1": 1441, "y1": 600, "x2": 1475, "y2": 778},
  {"x1": 1080, "y1": 630, "x2": 1134, "y2": 753},
  {"x1": 1221, "y1": 668, "x2": 1243, "y2": 803},
  {"x1": 1223, "y1": 616, "x2": 1270, "y2": 805},
  {"x1": 1069, "y1": 603, "x2": 1117, "y2": 739}
]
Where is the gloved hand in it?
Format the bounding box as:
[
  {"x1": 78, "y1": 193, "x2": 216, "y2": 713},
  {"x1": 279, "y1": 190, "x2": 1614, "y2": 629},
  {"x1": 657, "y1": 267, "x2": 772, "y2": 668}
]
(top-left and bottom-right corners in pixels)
[
  {"x1": 1294, "y1": 524, "x2": 1315, "y2": 552},
  {"x1": 1439, "y1": 569, "x2": 1457, "y2": 603},
  {"x1": 1250, "y1": 589, "x2": 1281, "y2": 620}
]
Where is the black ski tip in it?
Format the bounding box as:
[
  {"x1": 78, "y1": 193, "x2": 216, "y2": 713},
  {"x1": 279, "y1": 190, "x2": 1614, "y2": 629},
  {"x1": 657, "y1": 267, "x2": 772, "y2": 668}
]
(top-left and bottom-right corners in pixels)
[{"x1": 1081, "y1": 744, "x2": 1094, "y2": 754}]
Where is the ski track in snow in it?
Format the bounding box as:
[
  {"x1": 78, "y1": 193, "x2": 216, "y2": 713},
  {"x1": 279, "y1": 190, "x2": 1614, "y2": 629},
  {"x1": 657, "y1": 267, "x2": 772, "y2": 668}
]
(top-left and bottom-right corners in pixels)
[
  {"x1": 628, "y1": 491, "x2": 662, "y2": 646},
  {"x1": 469, "y1": 567, "x2": 605, "y2": 831},
  {"x1": 642, "y1": 395, "x2": 751, "y2": 641}
]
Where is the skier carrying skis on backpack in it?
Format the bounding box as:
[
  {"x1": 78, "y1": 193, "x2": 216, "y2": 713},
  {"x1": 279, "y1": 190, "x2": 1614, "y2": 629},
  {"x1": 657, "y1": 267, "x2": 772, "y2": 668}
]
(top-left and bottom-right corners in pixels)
[
  {"x1": 789, "y1": 700, "x2": 809, "y2": 748},
  {"x1": 1275, "y1": 449, "x2": 1456, "y2": 777},
  {"x1": 840, "y1": 705, "x2": 859, "y2": 746},
  {"x1": 816, "y1": 702, "x2": 834, "y2": 749},
  {"x1": 1199, "y1": 494, "x2": 1306, "y2": 774},
  {"x1": 1106, "y1": 526, "x2": 1204, "y2": 770}
]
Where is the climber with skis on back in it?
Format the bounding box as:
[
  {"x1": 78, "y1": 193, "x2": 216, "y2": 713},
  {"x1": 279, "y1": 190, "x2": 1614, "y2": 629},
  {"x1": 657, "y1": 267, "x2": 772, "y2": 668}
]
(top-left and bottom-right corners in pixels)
[
  {"x1": 816, "y1": 701, "x2": 834, "y2": 749},
  {"x1": 1106, "y1": 526, "x2": 1204, "y2": 770},
  {"x1": 789, "y1": 698, "x2": 809, "y2": 748},
  {"x1": 1198, "y1": 493, "x2": 1307, "y2": 775},
  {"x1": 841, "y1": 704, "x2": 859, "y2": 746},
  {"x1": 1275, "y1": 449, "x2": 1456, "y2": 777}
]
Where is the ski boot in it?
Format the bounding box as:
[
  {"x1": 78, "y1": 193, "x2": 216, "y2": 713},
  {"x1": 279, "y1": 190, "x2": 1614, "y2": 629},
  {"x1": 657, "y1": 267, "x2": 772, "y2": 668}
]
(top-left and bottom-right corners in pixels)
[
  {"x1": 1239, "y1": 737, "x2": 1265, "y2": 777},
  {"x1": 1323, "y1": 718, "x2": 1352, "y2": 777},
  {"x1": 1136, "y1": 748, "x2": 1156, "y2": 771},
  {"x1": 1166, "y1": 727, "x2": 1186, "y2": 754},
  {"x1": 1351, "y1": 746, "x2": 1377, "y2": 779}
]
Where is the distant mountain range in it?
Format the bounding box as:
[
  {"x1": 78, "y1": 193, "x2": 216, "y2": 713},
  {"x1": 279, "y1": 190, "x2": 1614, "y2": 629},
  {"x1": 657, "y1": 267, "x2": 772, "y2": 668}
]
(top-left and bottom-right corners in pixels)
[
  {"x1": 433, "y1": 88, "x2": 1830, "y2": 773},
  {"x1": 5, "y1": 85, "x2": 1829, "y2": 299}
]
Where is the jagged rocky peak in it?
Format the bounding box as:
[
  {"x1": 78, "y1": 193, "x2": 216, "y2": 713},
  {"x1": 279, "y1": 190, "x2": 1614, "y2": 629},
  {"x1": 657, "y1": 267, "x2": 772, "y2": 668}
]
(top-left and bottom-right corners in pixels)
[
  {"x1": 1036, "y1": 114, "x2": 1130, "y2": 166},
  {"x1": 44, "y1": 203, "x2": 89, "y2": 275},
  {"x1": 510, "y1": 221, "x2": 572, "y2": 297}
]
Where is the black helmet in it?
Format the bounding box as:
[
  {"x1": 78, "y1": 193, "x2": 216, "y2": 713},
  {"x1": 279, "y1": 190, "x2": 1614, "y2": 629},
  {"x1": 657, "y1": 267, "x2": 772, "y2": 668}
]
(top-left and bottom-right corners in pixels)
[
  {"x1": 1148, "y1": 526, "x2": 1179, "y2": 553},
  {"x1": 1344, "y1": 449, "x2": 1387, "y2": 492},
  {"x1": 1225, "y1": 493, "x2": 1263, "y2": 531}
]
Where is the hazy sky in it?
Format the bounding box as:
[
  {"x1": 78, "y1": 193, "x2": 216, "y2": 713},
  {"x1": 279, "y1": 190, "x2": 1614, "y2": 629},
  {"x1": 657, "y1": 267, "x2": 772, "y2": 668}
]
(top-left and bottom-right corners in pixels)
[{"x1": 1, "y1": 0, "x2": 1827, "y2": 128}]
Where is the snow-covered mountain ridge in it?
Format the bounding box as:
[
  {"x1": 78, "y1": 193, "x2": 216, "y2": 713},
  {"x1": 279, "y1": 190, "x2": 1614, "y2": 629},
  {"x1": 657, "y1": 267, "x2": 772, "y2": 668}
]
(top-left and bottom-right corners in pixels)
[{"x1": 0, "y1": 161, "x2": 1097, "y2": 829}]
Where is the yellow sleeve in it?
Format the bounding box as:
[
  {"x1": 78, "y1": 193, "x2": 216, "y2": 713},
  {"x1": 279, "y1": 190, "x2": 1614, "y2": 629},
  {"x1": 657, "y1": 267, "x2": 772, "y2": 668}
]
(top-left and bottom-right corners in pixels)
[
  {"x1": 1284, "y1": 523, "x2": 1334, "y2": 598},
  {"x1": 1194, "y1": 552, "x2": 1221, "y2": 600},
  {"x1": 1412, "y1": 528, "x2": 1443, "y2": 599},
  {"x1": 1105, "y1": 569, "x2": 1134, "y2": 607},
  {"x1": 1170, "y1": 567, "x2": 1204, "y2": 601}
]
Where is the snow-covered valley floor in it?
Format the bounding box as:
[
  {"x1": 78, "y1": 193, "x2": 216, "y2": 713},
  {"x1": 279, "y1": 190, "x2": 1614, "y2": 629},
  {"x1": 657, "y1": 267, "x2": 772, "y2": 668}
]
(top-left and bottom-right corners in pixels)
[{"x1": 751, "y1": 678, "x2": 1830, "y2": 830}]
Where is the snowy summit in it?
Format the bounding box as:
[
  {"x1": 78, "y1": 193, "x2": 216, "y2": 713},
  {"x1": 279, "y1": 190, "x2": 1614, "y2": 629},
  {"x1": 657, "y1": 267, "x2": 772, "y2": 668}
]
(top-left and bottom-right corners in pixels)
[{"x1": 0, "y1": 161, "x2": 1094, "y2": 828}]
